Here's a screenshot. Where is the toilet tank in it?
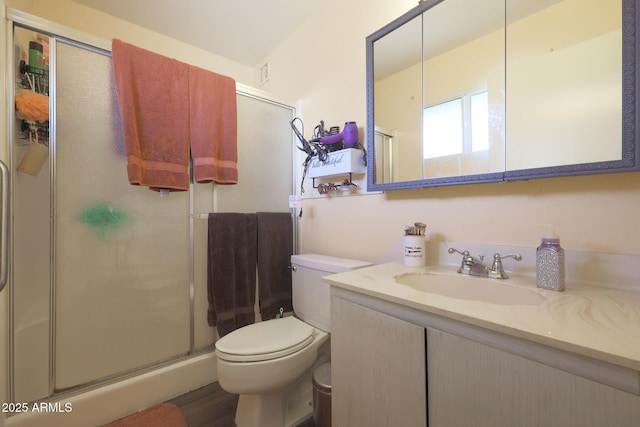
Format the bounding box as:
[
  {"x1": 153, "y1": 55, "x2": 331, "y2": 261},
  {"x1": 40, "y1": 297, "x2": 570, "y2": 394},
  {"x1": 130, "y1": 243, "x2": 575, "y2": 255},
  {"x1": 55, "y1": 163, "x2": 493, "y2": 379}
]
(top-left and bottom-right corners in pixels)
[{"x1": 291, "y1": 254, "x2": 372, "y2": 333}]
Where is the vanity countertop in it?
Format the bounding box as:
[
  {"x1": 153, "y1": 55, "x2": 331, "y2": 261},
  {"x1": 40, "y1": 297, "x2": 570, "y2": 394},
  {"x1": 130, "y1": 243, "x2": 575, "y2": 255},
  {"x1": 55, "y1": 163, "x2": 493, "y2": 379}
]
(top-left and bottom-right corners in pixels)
[{"x1": 323, "y1": 262, "x2": 640, "y2": 371}]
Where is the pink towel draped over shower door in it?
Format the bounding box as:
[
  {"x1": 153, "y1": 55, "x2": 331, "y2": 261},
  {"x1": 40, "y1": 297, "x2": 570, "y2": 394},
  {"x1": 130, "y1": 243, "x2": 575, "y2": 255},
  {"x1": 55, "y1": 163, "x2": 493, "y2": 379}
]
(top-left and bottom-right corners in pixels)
[
  {"x1": 112, "y1": 40, "x2": 239, "y2": 190},
  {"x1": 189, "y1": 65, "x2": 238, "y2": 184},
  {"x1": 111, "y1": 39, "x2": 191, "y2": 191}
]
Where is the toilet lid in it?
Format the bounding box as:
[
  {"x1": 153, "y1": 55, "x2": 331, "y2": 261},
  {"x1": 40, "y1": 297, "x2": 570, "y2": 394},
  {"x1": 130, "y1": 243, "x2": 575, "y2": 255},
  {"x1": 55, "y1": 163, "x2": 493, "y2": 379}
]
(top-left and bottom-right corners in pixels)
[{"x1": 215, "y1": 316, "x2": 315, "y2": 362}]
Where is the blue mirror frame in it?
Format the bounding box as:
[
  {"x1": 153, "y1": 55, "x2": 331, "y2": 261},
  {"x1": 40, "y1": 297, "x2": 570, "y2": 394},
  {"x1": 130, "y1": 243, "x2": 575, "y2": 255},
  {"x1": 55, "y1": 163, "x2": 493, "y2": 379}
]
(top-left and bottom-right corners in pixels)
[{"x1": 366, "y1": 0, "x2": 639, "y2": 191}]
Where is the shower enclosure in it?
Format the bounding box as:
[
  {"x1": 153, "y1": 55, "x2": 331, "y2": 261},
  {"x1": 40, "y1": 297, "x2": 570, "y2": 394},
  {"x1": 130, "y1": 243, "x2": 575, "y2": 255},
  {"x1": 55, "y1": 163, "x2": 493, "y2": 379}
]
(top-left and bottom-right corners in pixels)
[{"x1": 7, "y1": 12, "x2": 296, "y2": 420}]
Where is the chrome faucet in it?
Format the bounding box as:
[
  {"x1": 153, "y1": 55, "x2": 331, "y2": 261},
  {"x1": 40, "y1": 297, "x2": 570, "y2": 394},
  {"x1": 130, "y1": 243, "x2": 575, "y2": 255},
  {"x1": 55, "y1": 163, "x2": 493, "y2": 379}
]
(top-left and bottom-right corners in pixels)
[{"x1": 448, "y1": 248, "x2": 522, "y2": 279}]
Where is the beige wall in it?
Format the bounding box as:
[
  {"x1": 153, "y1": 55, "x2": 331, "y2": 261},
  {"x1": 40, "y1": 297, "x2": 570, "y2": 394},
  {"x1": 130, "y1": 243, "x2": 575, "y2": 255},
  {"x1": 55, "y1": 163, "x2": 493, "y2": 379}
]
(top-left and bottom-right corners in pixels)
[
  {"x1": 3, "y1": 0, "x2": 255, "y2": 84},
  {"x1": 2, "y1": 0, "x2": 639, "y2": 263},
  {"x1": 260, "y1": 0, "x2": 640, "y2": 260}
]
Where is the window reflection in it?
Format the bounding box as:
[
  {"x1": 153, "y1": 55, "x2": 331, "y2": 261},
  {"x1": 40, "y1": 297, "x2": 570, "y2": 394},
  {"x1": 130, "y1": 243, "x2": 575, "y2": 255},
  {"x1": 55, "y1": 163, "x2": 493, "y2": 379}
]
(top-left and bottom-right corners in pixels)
[{"x1": 423, "y1": 91, "x2": 488, "y2": 160}]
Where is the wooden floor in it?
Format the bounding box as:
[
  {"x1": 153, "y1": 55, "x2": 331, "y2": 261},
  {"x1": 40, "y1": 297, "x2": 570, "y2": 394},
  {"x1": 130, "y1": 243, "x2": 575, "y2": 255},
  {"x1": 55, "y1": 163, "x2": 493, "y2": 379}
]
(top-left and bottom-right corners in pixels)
[
  {"x1": 167, "y1": 382, "x2": 315, "y2": 427},
  {"x1": 167, "y1": 382, "x2": 238, "y2": 427}
]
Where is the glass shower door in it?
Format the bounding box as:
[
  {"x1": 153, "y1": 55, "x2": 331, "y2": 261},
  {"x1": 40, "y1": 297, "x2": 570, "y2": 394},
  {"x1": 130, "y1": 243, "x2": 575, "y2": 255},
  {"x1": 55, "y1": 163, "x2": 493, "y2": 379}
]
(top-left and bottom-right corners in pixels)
[
  {"x1": 10, "y1": 20, "x2": 296, "y2": 404},
  {"x1": 53, "y1": 40, "x2": 191, "y2": 390}
]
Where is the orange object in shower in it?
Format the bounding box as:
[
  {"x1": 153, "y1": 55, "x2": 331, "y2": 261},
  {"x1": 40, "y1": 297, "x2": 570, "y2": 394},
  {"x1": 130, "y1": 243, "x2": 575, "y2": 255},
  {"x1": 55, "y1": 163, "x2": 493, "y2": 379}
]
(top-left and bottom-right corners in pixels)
[{"x1": 15, "y1": 90, "x2": 49, "y2": 122}]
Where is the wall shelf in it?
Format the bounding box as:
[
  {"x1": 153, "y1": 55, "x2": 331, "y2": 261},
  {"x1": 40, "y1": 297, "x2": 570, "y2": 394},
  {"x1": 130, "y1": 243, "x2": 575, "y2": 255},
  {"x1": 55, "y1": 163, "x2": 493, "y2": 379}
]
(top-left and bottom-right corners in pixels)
[{"x1": 306, "y1": 147, "x2": 366, "y2": 179}]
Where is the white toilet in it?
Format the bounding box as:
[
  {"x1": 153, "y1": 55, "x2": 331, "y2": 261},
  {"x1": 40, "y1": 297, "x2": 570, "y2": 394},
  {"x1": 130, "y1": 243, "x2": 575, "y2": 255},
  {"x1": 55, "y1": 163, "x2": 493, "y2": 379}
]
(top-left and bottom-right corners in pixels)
[{"x1": 215, "y1": 254, "x2": 372, "y2": 427}]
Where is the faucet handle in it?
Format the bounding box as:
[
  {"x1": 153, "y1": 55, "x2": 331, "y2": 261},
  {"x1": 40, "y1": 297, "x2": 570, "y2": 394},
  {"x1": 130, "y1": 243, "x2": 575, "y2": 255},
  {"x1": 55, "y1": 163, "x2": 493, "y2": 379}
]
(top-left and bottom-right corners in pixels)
[
  {"x1": 448, "y1": 247, "x2": 473, "y2": 274},
  {"x1": 448, "y1": 247, "x2": 469, "y2": 257},
  {"x1": 496, "y1": 253, "x2": 523, "y2": 262},
  {"x1": 490, "y1": 253, "x2": 522, "y2": 279}
]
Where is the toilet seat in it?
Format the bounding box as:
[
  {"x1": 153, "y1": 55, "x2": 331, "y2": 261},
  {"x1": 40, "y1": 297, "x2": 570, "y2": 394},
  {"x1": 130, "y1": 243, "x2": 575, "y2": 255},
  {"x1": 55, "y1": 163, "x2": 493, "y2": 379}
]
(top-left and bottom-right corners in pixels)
[{"x1": 215, "y1": 317, "x2": 315, "y2": 363}]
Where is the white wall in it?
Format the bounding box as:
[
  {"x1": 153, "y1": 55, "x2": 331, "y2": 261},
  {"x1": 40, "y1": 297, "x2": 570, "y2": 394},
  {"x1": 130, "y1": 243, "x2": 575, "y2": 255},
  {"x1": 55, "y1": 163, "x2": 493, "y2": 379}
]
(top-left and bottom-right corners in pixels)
[{"x1": 261, "y1": 0, "x2": 640, "y2": 261}]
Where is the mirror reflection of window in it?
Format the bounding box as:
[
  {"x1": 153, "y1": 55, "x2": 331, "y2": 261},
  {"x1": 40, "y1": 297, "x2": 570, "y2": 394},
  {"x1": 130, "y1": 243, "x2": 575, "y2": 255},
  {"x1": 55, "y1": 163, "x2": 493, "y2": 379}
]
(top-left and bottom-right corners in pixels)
[
  {"x1": 423, "y1": 91, "x2": 488, "y2": 159},
  {"x1": 423, "y1": 98, "x2": 462, "y2": 159}
]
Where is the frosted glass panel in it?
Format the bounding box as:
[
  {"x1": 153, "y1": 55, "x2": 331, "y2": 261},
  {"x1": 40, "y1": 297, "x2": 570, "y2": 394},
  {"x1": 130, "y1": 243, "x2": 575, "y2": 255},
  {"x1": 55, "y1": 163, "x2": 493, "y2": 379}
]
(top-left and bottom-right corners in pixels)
[
  {"x1": 54, "y1": 42, "x2": 190, "y2": 389},
  {"x1": 193, "y1": 183, "x2": 215, "y2": 350},
  {"x1": 11, "y1": 25, "x2": 52, "y2": 403},
  {"x1": 214, "y1": 95, "x2": 294, "y2": 213},
  {"x1": 193, "y1": 94, "x2": 295, "y2": 348}
]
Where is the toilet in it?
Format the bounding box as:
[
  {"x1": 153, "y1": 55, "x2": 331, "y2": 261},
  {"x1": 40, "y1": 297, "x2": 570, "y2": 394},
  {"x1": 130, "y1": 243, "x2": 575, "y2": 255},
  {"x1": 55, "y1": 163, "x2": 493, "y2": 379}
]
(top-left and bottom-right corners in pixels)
[{"x1": 215, "y1": 254, "x2": 372, "y2": 427}]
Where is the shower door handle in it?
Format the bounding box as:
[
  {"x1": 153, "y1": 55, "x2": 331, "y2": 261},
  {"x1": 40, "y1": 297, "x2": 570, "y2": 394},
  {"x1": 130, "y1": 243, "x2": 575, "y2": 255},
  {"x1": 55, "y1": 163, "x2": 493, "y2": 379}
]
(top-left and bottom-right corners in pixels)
[{"x1": 0, "y1": 160, "x2": 8, "y2": 293}]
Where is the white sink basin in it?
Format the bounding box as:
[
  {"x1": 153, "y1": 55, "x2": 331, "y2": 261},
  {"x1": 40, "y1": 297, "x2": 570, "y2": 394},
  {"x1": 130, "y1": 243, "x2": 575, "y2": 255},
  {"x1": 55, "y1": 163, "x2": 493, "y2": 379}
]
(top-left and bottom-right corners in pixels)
[{"x1": 394, "y1": 271, "x2": 546, "y2": 306}]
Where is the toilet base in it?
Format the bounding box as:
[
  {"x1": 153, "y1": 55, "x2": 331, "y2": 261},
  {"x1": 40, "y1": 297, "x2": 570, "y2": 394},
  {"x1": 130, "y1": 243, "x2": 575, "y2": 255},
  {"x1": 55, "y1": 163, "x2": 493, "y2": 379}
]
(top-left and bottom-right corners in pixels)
[
  {"x1": 234, "y1": 342, "x2": 329, "y2": 427},
  {"x1": 235, "y1": 390, "x2": 309, "y2": 427}
]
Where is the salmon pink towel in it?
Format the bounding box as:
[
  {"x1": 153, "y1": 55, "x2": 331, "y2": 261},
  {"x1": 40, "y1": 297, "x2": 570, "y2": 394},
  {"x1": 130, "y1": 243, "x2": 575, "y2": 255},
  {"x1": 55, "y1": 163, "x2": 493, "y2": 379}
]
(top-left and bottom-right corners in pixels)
[
  {"x1": 189, "y1": 65, "x2": 238, "y2": 184},
  {"x1": 112, "y1": 39, "x2": 190, "y2": 191}
]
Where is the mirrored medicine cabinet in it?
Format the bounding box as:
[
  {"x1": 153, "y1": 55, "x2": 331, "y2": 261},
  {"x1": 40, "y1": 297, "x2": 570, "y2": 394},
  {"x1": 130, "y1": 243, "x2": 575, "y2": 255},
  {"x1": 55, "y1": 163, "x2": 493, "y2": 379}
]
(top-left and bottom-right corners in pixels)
[{"x1": 366, "y1": 0, "x2": 639, "y2": 190}]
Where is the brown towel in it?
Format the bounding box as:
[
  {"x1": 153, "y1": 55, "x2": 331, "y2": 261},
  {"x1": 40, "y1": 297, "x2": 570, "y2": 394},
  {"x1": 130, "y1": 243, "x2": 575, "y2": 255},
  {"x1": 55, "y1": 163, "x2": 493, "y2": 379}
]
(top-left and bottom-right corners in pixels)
[
  {"x1": 207, "y1": 213, "x2": 257, "y2": 337},
  {"x1": 256, "y1": 212, "x2": 293, "y2": 320},
  {"x1": 188, "y1": 65, "x2": 238, "y2": 184},
  {"x1": 111, "y1": 39, "x2": 190, "y2": 191}
]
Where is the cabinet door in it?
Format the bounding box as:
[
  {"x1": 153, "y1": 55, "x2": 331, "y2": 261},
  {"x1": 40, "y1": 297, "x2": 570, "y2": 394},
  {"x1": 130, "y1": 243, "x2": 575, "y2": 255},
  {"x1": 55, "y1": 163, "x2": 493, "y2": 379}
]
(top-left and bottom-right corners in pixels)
[
  {"x1": 427, "y1": 327, "x2": 640, "y2": 427},
  {"x1": 331, "y1": 296, "x2": 427, "y2": 426}
]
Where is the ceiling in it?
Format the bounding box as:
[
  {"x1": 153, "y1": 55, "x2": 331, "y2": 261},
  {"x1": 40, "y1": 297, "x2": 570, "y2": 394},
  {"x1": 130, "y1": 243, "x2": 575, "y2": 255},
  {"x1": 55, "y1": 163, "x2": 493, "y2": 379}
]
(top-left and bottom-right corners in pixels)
[{"x1": 72, "y1": 0, "x2": 326, "y2": 67}]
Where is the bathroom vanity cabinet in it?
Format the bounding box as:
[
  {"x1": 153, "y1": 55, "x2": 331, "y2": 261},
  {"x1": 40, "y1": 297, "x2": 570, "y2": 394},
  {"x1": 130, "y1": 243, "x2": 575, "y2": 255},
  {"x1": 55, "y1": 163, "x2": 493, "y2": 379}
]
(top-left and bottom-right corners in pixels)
[
  {"x1": 331, "y1": 296, "x2": 426, "y2": 426},
  {"x1": 327, "y1": 264, "x2": 640, "y2": 427},
  {"x1": 426, "y1": 327, "x2": 640, "y2": 426}
]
